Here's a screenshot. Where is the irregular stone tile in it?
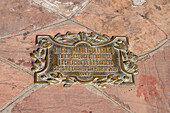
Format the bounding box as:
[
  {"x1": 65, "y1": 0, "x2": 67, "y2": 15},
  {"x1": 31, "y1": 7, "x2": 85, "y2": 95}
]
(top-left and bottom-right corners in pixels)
[
  {"x1": 33, "y1": 0, "x2": 87, "y2": 17},
  {"x1": 0, "y1": 0, "x2": 62, "y2": 36},
  {"x1": 11, "y1": 85, "x2": 125, "y2": 113},
  {"x1": 0, "y1": 24, "x2": 89, "y2": 72},
  {"x1": 0, "y1": 61, "x2": 33, "y2": 108},
  {"x1": 103, "y1": 45, "x2": 170, "y2": 113},
  {"x1": 122, "y1": 0, "x2": 170, "y2": 35},
  {"x1": 132, "y1": 0, "x2": 170, "y2": 35},
  {"x1": 75, "y1": 0, "x2": 167, "y2": 55}
]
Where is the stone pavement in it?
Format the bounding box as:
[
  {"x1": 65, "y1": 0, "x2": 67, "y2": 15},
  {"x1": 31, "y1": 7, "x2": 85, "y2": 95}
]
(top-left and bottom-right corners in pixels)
[{"x1": 0, "y1": 0, "x2": 169, "y2": 113}]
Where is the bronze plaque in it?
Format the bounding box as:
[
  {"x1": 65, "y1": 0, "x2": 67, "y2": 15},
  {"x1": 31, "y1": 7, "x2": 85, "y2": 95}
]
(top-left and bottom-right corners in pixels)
[{"x1": 30, "y1": 32, "x2": 138, "y2": 87}]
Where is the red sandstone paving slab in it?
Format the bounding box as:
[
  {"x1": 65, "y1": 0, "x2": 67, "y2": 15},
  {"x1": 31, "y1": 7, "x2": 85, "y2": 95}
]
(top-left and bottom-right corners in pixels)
[
  {"x1": 0, "y1": 0, "x2": 62, "y2": 36},
  {"x1": 75, "y1": 0, "x2": 168, "y2": 55},
  {"x1": 103, "y1": 45, "x2": 170, "y2": 113},
  {"x1": 0, "y1": 24, "x2": 89, "y2": 72},
  {"x1": 33, "y1": 0, "x2": 87, "y2": 17},
  {"x1": 9, "y1": 44, "x2": 170, "y2": 113},
  {"x1": 131, "y1": 0, "x2": 170, "y2": 35},
  {"x1": 0, "y1": 61, "x2": 33, "y2": 108},
  {"x1": 11, "y1": 85, "x2": 125, "y2": 113},
  {"x1": 122, "y1": 0, "x2": 170, "y2": 35}
]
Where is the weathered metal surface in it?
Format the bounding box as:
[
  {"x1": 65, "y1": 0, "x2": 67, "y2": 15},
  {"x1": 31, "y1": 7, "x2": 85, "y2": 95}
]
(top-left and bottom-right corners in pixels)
[{"x1": 30, "y1": 32, "x2": 138, "y2": 87}]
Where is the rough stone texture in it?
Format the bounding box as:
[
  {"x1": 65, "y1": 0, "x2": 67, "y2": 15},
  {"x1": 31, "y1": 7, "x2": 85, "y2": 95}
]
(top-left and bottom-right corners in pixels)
[
  {"x1": 0, "y1": 61, "x2": 33, "y2": 108},
  {"x1": 0, "y1": 24, "x2": 89, "y2": 72},
  {"x1": 11, "y1": 85, "x2": 125, "y2": 113},
  {"x1": 75, "y1": 0, "x2": 169, "y2": 54},
  {"x1": 134, "y1": 0, "x2": 170, "y2": 35},
  {"x1": 0, "y1": 0, "x2": 62, "y2": 36},
  {"x1": 0, "y1": 0, "x2": 169, "y2": 112},
  {"x1": 33, "y1": 0, "x2": 87, "y2": 17},
  {"x1": 103, "y1": 44, "x2": 170, "y2": 113}
]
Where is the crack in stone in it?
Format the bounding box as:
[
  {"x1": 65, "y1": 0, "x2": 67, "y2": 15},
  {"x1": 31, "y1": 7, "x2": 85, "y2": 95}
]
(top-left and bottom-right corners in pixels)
[
  {"x1": 70, "y1": 18, "x2": 100, "y2": 34},
  {"x1": 0, "y1": 1, "x2": 169, "y2": 112},
  {"x1": 154, "y1": 56, "x2": 169, "y2": 110},
  {"x1": 72, "y1": 0, "x2": 91, "y2": 17},
  {"x1": 0, "y1": 19, "x2": 67, "y2": 41},
  {"x1": 0, "y1": 83, "x2": 17, "y2": 88},
  {"x1": 86, "y1": 85, "x2": 135, "y2": 113},
  {"x1": 0, "y1": 56, "x2": 33, "y2": 77},
  {"x1": 136, "y1": 12, "x2": 168, "y2": 37},
  {"x1": 0, "y1": 83, "x2": 41, "y2": 112},
  {"x1": 138, "y1": 38, "x2": 169, "y2": 60}
]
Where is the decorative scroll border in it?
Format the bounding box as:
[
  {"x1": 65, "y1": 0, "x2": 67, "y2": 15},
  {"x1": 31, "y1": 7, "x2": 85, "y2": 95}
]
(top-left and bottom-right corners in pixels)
[{"x1": 30, "y1": 32, "x2": 138, "y2": 88}]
